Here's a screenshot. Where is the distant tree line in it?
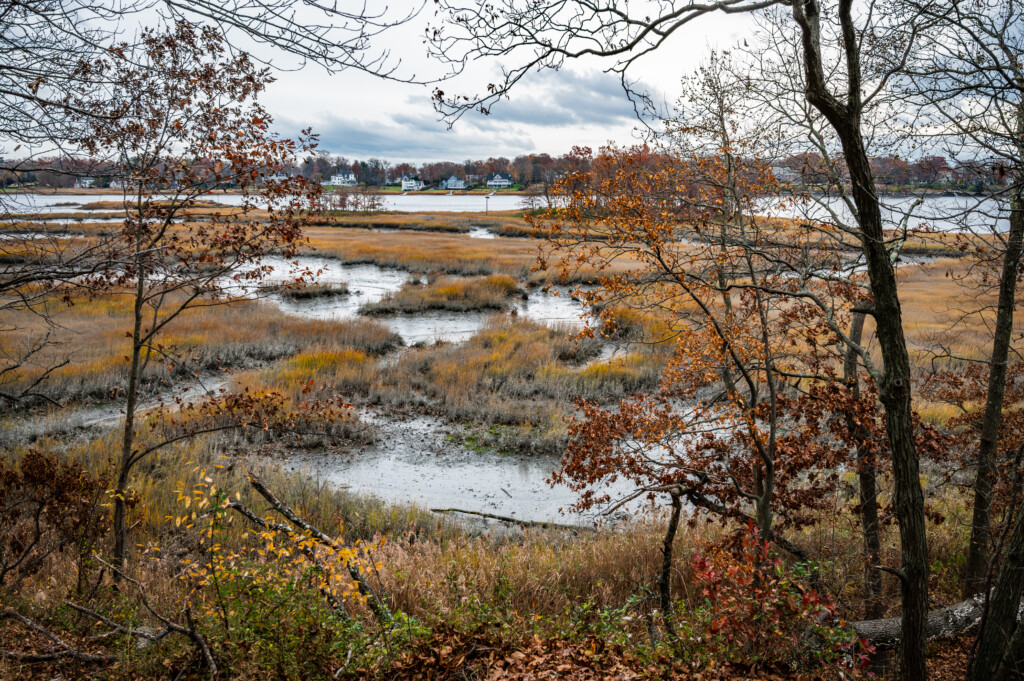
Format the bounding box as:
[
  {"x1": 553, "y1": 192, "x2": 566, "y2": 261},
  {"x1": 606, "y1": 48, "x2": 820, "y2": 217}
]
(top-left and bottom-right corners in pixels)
[
  {"x1": 275, "y1": 152, "x2": 575, "y2": 187},
  {"x1": 6, "y1": 150, "x2": 1010, "y2": 192}
]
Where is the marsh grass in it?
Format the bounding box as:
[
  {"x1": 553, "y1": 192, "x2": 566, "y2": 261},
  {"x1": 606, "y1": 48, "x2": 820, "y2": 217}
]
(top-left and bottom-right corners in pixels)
[
  {"x1": 220, "y1": 315, "x2": 662, "y2": 455},
  {"x1": 276, "y1": 281, "x2": 350, "y2": 300},
  {"x1": 301, "y1": 226, "x2": 624, "y2": 284},
  {"x1": 0, "y1": 290, "x2": 401, "y2": 410},
  {"x1": 360, "y1": 274, "x2": 522, "y2": 315},
  {"x1": 378, "y1": 479, "x2": 973, "y2": 627},
  {"x1": 374, "y1": 318, "x2": 665, "y2": 454},
  {"x1": 316, "y1": 211, "x2": 532, "y2": 235},
  {"x1": 881, "y1": 257, "x2": 1024, "y2": 373},
  {"x1": 232, "y1": 346, "x2": 380, "y2": 401},
  {"x1": 378, "y1": 516, "x2": 709, "y2": 622}
]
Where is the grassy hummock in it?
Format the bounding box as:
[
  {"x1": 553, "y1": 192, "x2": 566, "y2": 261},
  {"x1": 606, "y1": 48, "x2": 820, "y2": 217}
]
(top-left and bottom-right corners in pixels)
[{"x1": 359, "y1": 274, "x2": 523, "y2": 315}]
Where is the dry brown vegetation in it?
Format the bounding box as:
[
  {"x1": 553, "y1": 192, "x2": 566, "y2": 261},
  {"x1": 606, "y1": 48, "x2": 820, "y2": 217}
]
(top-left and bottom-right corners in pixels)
[
  {"x1": 221, "y1": 315, "x2": 664, "y2": 455},
  {"x1": 275, "y1": 281, "x2": 350, "y2": 300},
  {"x1": 0, "y1": 290, "x2": 401, "y2": 409},
  {"x1": 317, "y1": 209, "x2": 533, "y2": 234},
  {"x1": 360, "y1": 273, "x2": 522, "y2": 314},
  {"x1": 301, "y1": 225, "x2": 627, "y2": 283},
  {"x1": 0, "y1": 209, "x2": 1005, "y2": 681},
  {"x1": 380, "y1": 482, "x2": 971, "y2": 625}
]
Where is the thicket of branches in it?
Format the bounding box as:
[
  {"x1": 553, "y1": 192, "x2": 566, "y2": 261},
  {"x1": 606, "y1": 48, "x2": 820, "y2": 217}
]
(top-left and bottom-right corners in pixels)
[{"x1": 3, "y1": 1, "x2": 1024, "y2": 679}]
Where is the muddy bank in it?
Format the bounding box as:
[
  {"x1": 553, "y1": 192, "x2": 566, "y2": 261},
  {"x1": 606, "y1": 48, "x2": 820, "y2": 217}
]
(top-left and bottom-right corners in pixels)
[
  {"x1": 0, "y1": 374, "x2": 229, "y2": 447},
  {"x1": 282, "y1": 412, "x2": 638, "y2": 526},
  {"x1": 255, "y1": 256, "x2": 591, "y2": 344}
]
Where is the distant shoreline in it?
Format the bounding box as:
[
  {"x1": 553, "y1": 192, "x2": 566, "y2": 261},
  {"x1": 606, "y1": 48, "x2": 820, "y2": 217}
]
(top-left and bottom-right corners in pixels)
[
  {"x1": 2, "y1": 187, "x2": 535, "y2": 196},
  {"x1": 2, "y1": 187, "x2": 989, "y2": 199}
]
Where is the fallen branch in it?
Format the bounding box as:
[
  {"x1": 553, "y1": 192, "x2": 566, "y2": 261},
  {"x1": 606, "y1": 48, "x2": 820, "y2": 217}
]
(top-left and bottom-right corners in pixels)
[
  {"x1": 65, "y1": 601, "x2": 171, "y2": 643},
  {"x1": 430, "y1": 507, "x2": 590, "y2": 531},
  {"x1": 227, "y1": 498, "x2": 350, "y2": 618},
  {"x1": 93, "y1": 557, "x2": 218, "y2": 679},
  {"x1": 245, "y1": 473, "x2": 392, "y2": 625},
  {"x1": 0, "y1": 609, "x2": 115, "y2": 663}
]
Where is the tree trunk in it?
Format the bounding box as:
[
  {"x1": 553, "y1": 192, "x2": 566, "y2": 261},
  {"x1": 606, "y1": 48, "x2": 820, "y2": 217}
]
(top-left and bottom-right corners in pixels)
[
  {"x1": 844, "y1": 127, "x2": 929, "y2": 681},
  {"x1": 658, "y1": 491, "x2": 682, "y2": 640},
  {"x1": 844, "y1": 312, "x2": 885, "y2": 620},
  {"x1": 964, "y1": 190, "x2": 1024, "y2": 597},
  {"x1": 790, "y1": 3, "x2": 929, "y2": 676},
  {"x1": 969, "y1": 501, "x2": 1024, "y2": 681},
  {"x1": 113, "y1": 257, "x2": 145, "y2": 569}
]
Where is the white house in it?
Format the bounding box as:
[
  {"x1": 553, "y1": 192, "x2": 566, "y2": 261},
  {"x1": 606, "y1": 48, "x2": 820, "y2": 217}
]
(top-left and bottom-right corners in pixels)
[
  {"x1": 265, "y1": 172, "x2": 291, "y2": 183},
  {"x1": 74, "y1": 177, "x2": 96, "y2": 189},
  {"x1": 401, "y1": 176, "x2": 424, "y2": 191},
  {"x1": 771, "y1": 166, "x2": 801, "y2": 183},
  {"x1": 324, "y1": 172, "x2": 357, "y2": 187},
  {"x1": 486, "y1": 172, "x2": 513, "y2": 189},
  {"x1": 441, "y1": 175, "x2": 466, "y2": 190}
]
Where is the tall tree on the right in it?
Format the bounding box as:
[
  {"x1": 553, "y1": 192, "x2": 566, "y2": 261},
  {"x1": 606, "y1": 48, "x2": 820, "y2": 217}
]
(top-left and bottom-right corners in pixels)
[{"x1": 897, "y1": 2, "x2": 1024, "y2": 677}]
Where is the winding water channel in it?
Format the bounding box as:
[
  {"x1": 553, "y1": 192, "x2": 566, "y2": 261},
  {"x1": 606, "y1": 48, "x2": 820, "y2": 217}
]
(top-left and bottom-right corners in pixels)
[
  {"x1": 247, "y1": 256, "x2": 636, "y2": 524},
  {"x1": 4, "y1": 191, "x2": 956, "y2": 524},
  {"x1": 250, "y1": 255, "x2": 589, "y2": 345}
]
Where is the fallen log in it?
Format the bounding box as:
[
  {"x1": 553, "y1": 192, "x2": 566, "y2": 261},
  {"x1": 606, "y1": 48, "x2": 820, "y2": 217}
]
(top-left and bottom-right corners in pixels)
[
  {"x1": 429, "y1": 507, "x2": 591, "y2": 532},
  {"x1": 851, "y1": 593, "x2": 1024, "y2": 648}
]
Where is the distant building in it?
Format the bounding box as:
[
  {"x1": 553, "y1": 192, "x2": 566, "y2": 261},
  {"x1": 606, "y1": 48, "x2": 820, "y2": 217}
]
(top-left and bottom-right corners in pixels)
[
  {"x1": 771, "y1": 166, "x2": 801, "y2": 183},
  {"x1": 324, "y1": 172, "x2": 357, "y2": 187},
  {"x1": 265, "y1": 172, "x2": 291, "y2": 183},
  {"x1": 75, "y1": 177, "x2": 96, "y2": 189},
  {"x1": 401, "y1": 176, "x2": 424, "y2": 191},
  {"x1": 486, "y1": 172, "x2": 514, "y2": 189},
  {"x1": 441, "y1": 175, "x2": 466, "y2": 190}
]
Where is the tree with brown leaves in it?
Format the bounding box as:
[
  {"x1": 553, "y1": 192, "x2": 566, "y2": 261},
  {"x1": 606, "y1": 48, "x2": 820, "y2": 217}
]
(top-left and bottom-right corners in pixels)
[{"x1": 65, "y1": 22, "x2": 326, "y2": 567}]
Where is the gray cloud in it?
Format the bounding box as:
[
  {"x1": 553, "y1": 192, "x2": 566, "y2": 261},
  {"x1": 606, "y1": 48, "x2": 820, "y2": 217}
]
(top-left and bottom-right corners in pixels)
[
  {"x1": 277, "y1": 108, "x2": 537, "y2": 162},
  {"x1": 477, "y1": 69, "x2": 642, "y2": 128},
  {"x1": 275, "y1": 69, "x2": 649, "y2": 162}
]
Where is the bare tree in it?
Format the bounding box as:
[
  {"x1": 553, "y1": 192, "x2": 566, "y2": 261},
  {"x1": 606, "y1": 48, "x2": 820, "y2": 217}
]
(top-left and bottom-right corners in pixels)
[
  {"x1": 429, "y1": 3, "x2": 935, "y2": 677},
  {"x1": 890, "y1": 3, "x2": 1024, "y2": 678},
  {"x1": 63, "y1": 22, "x2": 324, "y2": 566},
  {"x1": 898, "y1": 0, "x2": 1024, "y2": 606}
]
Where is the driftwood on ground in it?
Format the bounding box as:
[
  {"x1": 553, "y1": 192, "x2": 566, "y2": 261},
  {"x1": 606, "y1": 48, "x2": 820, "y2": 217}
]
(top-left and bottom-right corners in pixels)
[
  {"x1": 851, "y1": 593, "x2": 1024, "y2": 648},
  {"x1": 430, "y1": 507, "x2": 590, "y2": 531}
]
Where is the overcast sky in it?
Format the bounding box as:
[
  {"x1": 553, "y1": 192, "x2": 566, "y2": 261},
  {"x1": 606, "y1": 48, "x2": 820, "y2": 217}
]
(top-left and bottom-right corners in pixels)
[{"x1": 255, "y1": 6, "x2": 759, "y2": 164}]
